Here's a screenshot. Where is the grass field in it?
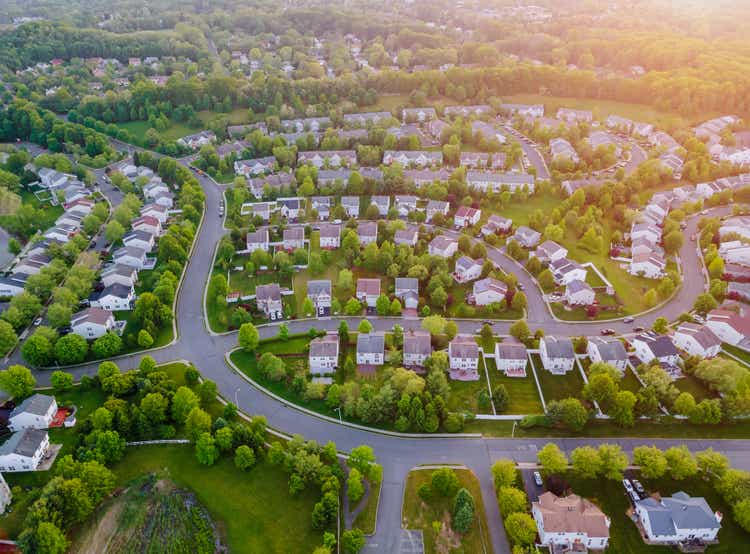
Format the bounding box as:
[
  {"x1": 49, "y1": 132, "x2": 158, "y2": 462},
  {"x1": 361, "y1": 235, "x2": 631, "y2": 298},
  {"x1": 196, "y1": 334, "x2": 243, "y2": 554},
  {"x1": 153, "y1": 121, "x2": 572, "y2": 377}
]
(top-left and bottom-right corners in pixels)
[
  {"x1": 115, "y1": 108, "x2": 251, "y2": 143},
  {"x1": 446, "y1": 359, "x2": 493, "y2": 415},
  {"x1": 402, "y1": 467, "x2": 492, "y2": 554},
  {"x1": 353, "y1": 475, "x2": 382, "y2": 535},
  {"x1": 619, "y1": 367, "x2": 644, "y2": 394},
  {"x1": 485, "y1": 358, "x2": 544, "y2": 414},
  {"x1": 531, "y1": 354, "x2": 585, "y2": 403},
  {"x1": 675, "y1": 373, "x2": 716, "y2": 402}
]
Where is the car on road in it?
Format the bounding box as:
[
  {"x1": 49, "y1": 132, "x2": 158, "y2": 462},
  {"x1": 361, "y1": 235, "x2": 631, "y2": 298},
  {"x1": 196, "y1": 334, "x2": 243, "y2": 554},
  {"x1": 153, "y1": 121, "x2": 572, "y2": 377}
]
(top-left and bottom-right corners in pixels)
[
  {"x1": 533, "y1": 471, "x2": 543, "y2": 487},
  {"x1": 700, "y1": 209, "x2": 709, "y2": 215},
  {"x1": 600, "y1": 328, "x2": 616, "y2": 335},
  {"x1": 623, "y1": 317, "x2": 634, "y2": 323},
  {"x1": 623, "y1": 479, "x2": 634, "y2": 492},
  {"x1": 517, "y1": 283, "x2": 525, "y2": 291},
  {"x1": 633, "y1": 326, "x2": 645, "y2": 332},
  {"x1": 33, "y1": 318, "x2": 42, "y2": 326},
  {"x1": 633, "y1": 479, "x2": 645, "y2": 494}
]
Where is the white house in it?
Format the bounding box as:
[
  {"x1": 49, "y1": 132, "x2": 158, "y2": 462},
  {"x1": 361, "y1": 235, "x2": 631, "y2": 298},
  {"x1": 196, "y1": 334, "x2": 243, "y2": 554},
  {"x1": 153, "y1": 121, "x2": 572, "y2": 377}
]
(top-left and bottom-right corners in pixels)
[
  {"x1": 140, "y1": 203, "x2": 168, "y2": 224},
  {"x1": 282, "y1": 227, "x2": 305, "y2": 251},
  {"x1": 539, "y1": 336, "x2": 575, "y2": 374},
  {"x1": 634, "y1": 492, "x2": 721, "y2": 545},
  {"x1": 90, "y1": 283, "x2": 135, "y2": 311},
  {"x1": 512, "y1": 226, "x2": 541, "y2": 248},
  {"x1": 550, "y1": 137, "x2": 580, "y2": 163},
  {"x1": 428, "y1": 236, "x2": 458, "y2": 258},
  {"x1": 71, "y1": 307, "x2": 117, "y2": 339},
  {"x1": 356, "y1": 279, "x2": 381, "y2": 309},
  {"x1": 454, "y1": 206, "x2": 481, "y2": 228},
  {"x1": 532, "y1": 492, "x2": 610, "y2": 551},
  {"x1": 501, "y1": 103, "x2": 544, "y2": 118},
  {"x1": 425, "y1": 200, "x2": 450, "y2": 221},
  {"x1": 0, "y1": 429, "x2": 50, "y2": 472},
  {"x1": 101, "y1": 264, "x2": 137, "y2": 289},
  {"x1": 556, "y1": 108, "x2": 593, "y2": 123},
  {"x1": 482, "y1": 215, "x2": 512, "y2": 236},
  {"x1": 356, "y1": 333, "x2": 385, "y2": 366},
  {"x1": 371, "y1": 195, "x2": 391, "y2": 216},
  {"x1": 357, "y1": 221, "x2": 378, "y2": 246},
  {"x1": 550, "y1": 258, "x2": 587, "y2": 286},
  {"x1": 534, "y1": 240, "x2": 568, "y2": 264},
  {"x1": 495, "y1": 341, "x2": 527, "y2": 377},
  {"x1": 112, "y1": 246, "x2": 147, "y2": 270},
  {"x1": 395, "y1": 277, "x2": 419, "y2": 310},
  {"x1": 246, "y1": 229, "x2": 269, "y2": 253},
  {"x1": 448, "y1": 336, "x2": 480, "y2": 375},
  {"x1": 586, "y1": 337, "x2": 628, "y2": 373},
  {"x1": 630, "y1": 252, "x2": 666, "y2": 279},
  {"x1": 122, "y1": 230, "x2": 155, "y2": 253},
  {"x1": 0, "y1": 275, "x2": 29, "y2": 297},
  {"x1": 403, "y1": 331, "x2": 432, "y2": 367},
  {"x1": 394, "y1": 195, "x2": 418, "y2": 217},
  {"x1": 706, "y1": 307, "x2": 750, "y2": 346},
  {"x1": 630, "y1": 223, "x2": 661, "y2": 244},
  {"x1": 8, "y1": 394, "x2": 58, "y2": 432},
  {"x1": 319, "y1": 223, "x2": 341, "y2": 249},
  {"x1": 719, "y1": 241, "x2": 750, "y2": 267},
  {"x1": 383, "y1": 150, "x2": 443, "y2": 168},
  {"x1": 298, "y1": 150, "x2": 356, "y2": 168},
  {"x1": 234, "y1": 156, "x2": 276, "y2": 177},
  {"x1": 672, "y1": 323, "x2": 721, "y2": 358},
  {"x1": 472, "y1": 278, "x2": 508, "y2": 306},
  {"x1": 307, "y1": 280, "x2": 332, "y2": 316},
  {"x1": 394, "y1": 227, "x2": 419, "y2": 247},
  {"x1": 255, "y1": 283, "x2": 283, "y2": 320},
  {"x1": 564, "y1": 279, "x2": 595, "y2": 306},
  {"x1": 309, "y1": 333, "x2": 339, "y2": 374},
  {"x1": 177, "y1": 130, "x2": 215, "y2": 149},
  {"x1": 132, "y1": 215, "x2": 162, "y2": 236},
  {"x1": 632, "y1": 332, "x2": 681, "y2": 366},
  {"x1": 277, "y1": 197, "x2": 303, "y2": 220},
  {"x1": 453, "y1": 256, "x2": 483, "y2": 283},
  {"x1": 341, "y1": 196, "x2": 360, "y2": 218},
  {"x1": 719, "y1": 216, "x2": 750, "y2": 240}
]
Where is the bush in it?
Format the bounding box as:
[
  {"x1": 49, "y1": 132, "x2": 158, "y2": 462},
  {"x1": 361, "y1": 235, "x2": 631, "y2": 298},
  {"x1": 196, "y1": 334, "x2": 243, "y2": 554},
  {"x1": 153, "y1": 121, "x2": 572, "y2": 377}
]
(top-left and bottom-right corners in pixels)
[
  {"x1": 452, "y1": 488, "x2": 475, "y2": 533},
  {"x1": 443, "y1": 413, "x2": 464, "y2": 433},
  {"x1": 431, "y1": 467, "x2": 460, "y2": 497},
  {"x1": 417, "y1": 483, "x2": 433, "y2": 502}
]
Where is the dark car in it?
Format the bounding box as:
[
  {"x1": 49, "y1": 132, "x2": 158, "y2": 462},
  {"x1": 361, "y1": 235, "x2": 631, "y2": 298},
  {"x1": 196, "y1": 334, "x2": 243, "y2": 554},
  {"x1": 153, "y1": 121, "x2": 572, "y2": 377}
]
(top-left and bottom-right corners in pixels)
[
  {"x1": 633, "y1": 326, "x2": 645, "y2": 332},
  {"x1": 600, "y1": 328, "x2": 616, "y2": 336}
]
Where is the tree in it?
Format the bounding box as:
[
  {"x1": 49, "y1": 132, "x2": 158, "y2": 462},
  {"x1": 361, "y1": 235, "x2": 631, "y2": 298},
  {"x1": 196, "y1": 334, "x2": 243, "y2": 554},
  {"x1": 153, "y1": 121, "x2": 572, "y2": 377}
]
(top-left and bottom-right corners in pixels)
[
  {"x1": 92, "y1": 332, "x2": 122, "y2": 359},
  {"x1": 511, "y1": 291, "x2": 527, "y2": 311},
  {"x1": 50, "y1": 370, "x2": 73, "y2": 393},
  {"x1": 497, "y1": 486, "x2": 527, "y2": 515},
  {"x1": 341, "y1": 529, "x2": 365, "y2": 554},
  {"x1": 509, "y1": 320, "x2": 530, "y2": 342},
  {"x1": 54, "y1": 334, "x2": 88, "y2": 364},
  {"x1": 22, "y1": 333, "x2": 54, "y2": 367},
  {"x1": 238, "y1": 322, "x2": 260, "y2": 352},
  {"x1": 349, "y1": 445, "x2": 376, "y2": 479},
  {"x1": 665, "y1": 446, "x2": 699, "y2": 480},
  {"x1": 137, "y1": 329, "x2": 154, "y2": 348},
  {"x1": 537, "y1": 443, "x2": 568, "y2": 476},
  {"x1": 347, "y1": 468, "x2": 365, "y2": 504},
  {"x1": 358, "y1": 319, "x2": 373, "y2": 334},
  {"x1": 421, "y1": 314, "x2": 447, "y2": 336},
  {"x1": 47, "y1": 304, "x2": 72, "y2": 329},
  {"x1": 278, "y1": 323, "x2": 289, "y2": 341},
  {"x1": 491, "y1": 459, "x2": 518, "y2": 489},
  {"x1": 696, "y1": 448, "x2": 730, "y2": 478},
  {"x1": 504, "y1": 512, "x2": 537, "y2": 546},
  {"x1": 452, "y1": 488, "x2": 476, "y2": 533},
  {"x1": 30, "y1": 522, "x2": 69, "y2": 554},
  {"x1": 431, "y1": 467, "x2": 460, "y2": 497},
  {"x1": 663, "y1": 230, "x2": 684, "y2": 254},
  {"x1": 140, "y1": 392, "x2": 168, "y2": 424},
  {"x1": 538, "y1": 269, "x2": 555, "y2": 291},
  {"x1": 0, "y1": 320, "x2": 17, "y2": 355},
  {"x1": 172, "y1": 386, "x2": 200, "y2": 423},
  {"x1": 674, "y1": 392, "x2": 697, "y2": 416},
  {"x1": 235, "y1": 445, "x2": 256, "y2": 470},
  {"x1": 733, "y1": 499, "x2": 750, "y2": 532},
  {"x1": 492, "y1": 385, "x2": 509, "y2": 412},
  {"x1": 104, "y1": 220, "x2": 125, "y2": 243},
  {"x1": 582, "y1": 373, "x2": 617, "y2": 405},
  {"x1": 195, "y1": 432, "x2": 219, "y2": 466},
  {"x1": 611, "y1": 390, "x2": 637, "y2": 427},
  {"x1": 547, "y1": 398, "x2": 588, "y2": 431},
  {"x1": 633, "y1": 446, "x2": 668, "y2": 479},
  {"x1": 0, "y1": 364, "x2": 36, "y2": 399},
  {"x1": 597, "y1": 444, "x2": 629, "y2": 480},
  {"x1": 571, "y1": 446, "x2": 601, "y2": 479},
  {"x1": 375, "y1": 294, "x2": 390, "y2": 316},
  {"x1": 185, "y1": 407, "x2": 212, "y2": 442},
  {"x1": 693, "y1": 293, "x2": 718, "y2": 315},
  {"x1": 652, "y1": 317, "x2": 669, "y2": 333}
]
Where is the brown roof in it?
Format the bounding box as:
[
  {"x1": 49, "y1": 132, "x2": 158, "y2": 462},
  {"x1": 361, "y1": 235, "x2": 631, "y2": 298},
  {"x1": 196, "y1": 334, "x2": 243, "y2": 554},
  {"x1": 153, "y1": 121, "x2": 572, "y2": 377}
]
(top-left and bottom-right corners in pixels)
[
  {"x1": 357, "y1": 278, "x2": 381, "y2": 296},
  {"x1": 534, "y1": 491, "x2": 610, "y2": 538},
  {"x1": 71, "y1": 307, "x2": 113, "y2": 326}
]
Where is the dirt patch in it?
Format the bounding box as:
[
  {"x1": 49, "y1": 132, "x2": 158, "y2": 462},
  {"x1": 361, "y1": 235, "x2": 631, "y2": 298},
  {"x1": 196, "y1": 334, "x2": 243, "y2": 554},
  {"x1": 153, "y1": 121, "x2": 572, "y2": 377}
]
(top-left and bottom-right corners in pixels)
[
  {"x1": 69, "y1": 494, "x2": 126, "y2": 554},
  {"x1": 434, "y1": 512, "x2": 461, "y2": 554}
]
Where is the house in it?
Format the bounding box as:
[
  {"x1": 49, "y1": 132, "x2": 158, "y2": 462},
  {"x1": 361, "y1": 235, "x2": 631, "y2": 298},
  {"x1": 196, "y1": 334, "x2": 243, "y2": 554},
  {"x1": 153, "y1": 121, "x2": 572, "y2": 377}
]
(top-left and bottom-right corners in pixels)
[
  {"x1": 356, "y1": 333, "x2": 385, "y2": 366},
  {"x1": 471, "y1": 220, "x2": 507, "y2": 242},
  {"x1": 394, "y1": 195, "x2": 418, "y2": 217},
  {"x1": 564, "y1": 279, "x2": 595, "y2": 306},
  {"x1": 55, "y1": 212, "x2": 83, "y2": 229},
  {"x1": 142, "y1": 179, "x2": 170, "y2": 200},
  {"x1": 37, "y1": 167, "x2": 73, "y2": 189},
  {"x1": 660, "y1": 153, "x2": 684, "y2": 179},
  {"x1": 512, "y1": 226, "x2": 541, "y2": 248},
  {"x1": 0, "y1": 473, "x2": 10, "y2": 513},
  {"x1": 495, "y1": 340, "x2": 527, "y2": 377},
  {"x1": 405, "y1": 169, "x2": 451, "y2": 187},
  {"x1": 356, "y1": 279, "x2": 381, "y2": 309},
  {"x1": 532, "y1": 492, "x2": 610, "y2": 551},
  {"x1": 234, "y1": 156, "x2": 277, "y2": 177},
  {"x1": 101, "y1": 264, "x2": 137, "y2": 289},
  {"x1": 318, "y1": 223, "x2": 341, "y2": 249},
  {"x1": 650, "y1": 131, "x2": 681, "y2": 152},
  {"x1": 395, "y1": 226, "x2": 419, "y2": 247},
  {"x1": 556, "y1": 108, "x2": 593, "y2": 123},
  {"x1": 64, "y1": 198, "x2": 95, "y2": 216},
  {"x1": 727, "y1": 281, "x2": 750, "y2": 303},
  {"x1": 0, "y1": 429, "x2": 50, "y2": 472},
  {"x1": 43, "y1": 225, "x2": 76, "y2": 243},
  {"x1": 343, "y1": 111, "x2": 393, "y2": 127},
  {"x1": 471, "y1": 121, "x2": 506, "y2": 144},
  {"x1": 706, "y1": 307, "x2": 750, "y2": 346},
  {"x1": 634, "y1": 492, "x2": 721, "y2": 545},
  {"x1": 13, "y1": 255, "x2": 50, "y2": 276},
  {"x1": 70, "y1": 307, "x2": 117, "y2": 339},
  {"x1": 724, "y1": 263, "x2": 750, "y2": 281},
  {"x1": 448, "y1": 336, "x2": 480, "y2": 376},
  {"x1": 403, "y1": 331, "x2": 432, "y2": 368},
  {"x1": 719, "y1": 241, "x2": 750, "y2": 267},
  {"x1": 90, "y1": 283, "x2": 135, "y2": 311},
  {"x1": 309, "y1": 333, "x2": 339, "y2": 374},
  {"x1": 719, "y1": 216, "x2": 750, "y2": 240},
  {"x1": 428, "y1": 119, "x2": 449, "y2": 139},
  {"x1": 534, "y1": 241, "x2": 568, "y2": 264},
  {"x1": 454, "y1": 206, "x2": 481, "y2": 228},
  {"x1": 8, "y1": 394, "x2": 57, "y2": 432},
  {"x1": 550, "y1": 137, "x2": 580, "y2": 163},
  {"x1": 459, "y1": 152, "x2": 506, "y2": 169},
  {"x1": 122, "y1": 230, "x2": 155, "y2": 253},
  {"x1": 113, "y1": 246, "x2": 147, "y2": 270},
  {"x1": 298, "y1": 150, "x2": 357, "y2": 168},
  {"x1": 550, "y1": 258, "x2": 587, "y2": 286},
  {"x1": 277, "y1": 197, "x2": 303, "y2": 220},
  {"x1": 395, "y1": 278, "x2": 419, "y2": 310},
  {"x1": 425, "y1": 200, "x2": 450, "y2": 221},
  {"x1": 586, "y1": 337, "x2": 628, "y2": 373},
  {"x1": 453, "y1": 256, "x2": 483, "y2": 283},
  {"x1": 357, "y1": 221, "x2": 378, "y2": 246},
  {"x1": 632, "y1": 331, "x2": 681, "y2": 366},
  {"x1": 311, "y1": 196, "x2": 332, "y2": 220},
  {"x1": 281, "y1": 116, "x2": 331, "y2": 133},
  {"x1": 246, "y1": 229, "x2": 269, "y2": 253},
  {"x1": 402, "y1": 107, "x2": 437, "y2": 123},
  {"x1": 501, "y1": 103, "x2": 544, "y2": 118},
  {"x1": 472, "y1": 278, "x2": 508, "y2": 306},
  {"x1": 0, "y1": 273, "x2": 28, "y2": 297},
  {"x1": 382, "y1": 150, "x2": 443, "y2": 168},
  {"x1": 630, "y1": 223, "x2": 661, "y2": 244},
  {"x1": 371, "y1": 195, "x2": 391, "y2": 216},
  {"x1": 539, "y1": 336, "x2": 575, "y2": 374},
  {"x1": 341, "y1": 196, "x2": 360, "y2": 218},
  {"x1": 140, "y1": 203, "x2": 168, "y2": 224},
  {"x1": 466, "y1": 171, "x2": 535, "y2": 193},
  {"x1": 428, "y1": 235, "x2": 458, "y2": 258},
  {"x1": 177, "y1": 130, "x2": 216, "y2": 150},
  {"x1": 282, "y1": 227, "x2": 305, "y2": 251},
  {"x1": 444, "y1": 104, "x2": 492, "y2": 118},
  {"x1": 587, "y1": 131, "x2": 622, "y2": 156},
  {"x1": 307, "y1": 280, "x2": 332, "y2": 316},
  {"x1": 255, "y1": 283, "x2": 283, "y2": 320},
  {"x1": 561, "y1": 178, "x2": 607, "y2": 197},
  {"x1": 248, "y1": 173, "x2": 295, "y2": 198},
  {"x1": 673, "y1": 323, "x2": 722, "y2": 358},
  {"x1": 630, "y1": 252, "x2": 666, "y2": 279},
  {"x1": 132, "y1": 215, "x2": 162, "y2": 236}
]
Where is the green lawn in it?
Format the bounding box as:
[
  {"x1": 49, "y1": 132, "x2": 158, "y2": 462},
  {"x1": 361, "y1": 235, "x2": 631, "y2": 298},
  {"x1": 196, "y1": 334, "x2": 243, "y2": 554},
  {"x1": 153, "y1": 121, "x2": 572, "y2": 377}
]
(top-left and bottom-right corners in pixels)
[
  {"x1": 353, "y1": 475, "x2": 381, "y2": 535},
  {"x1": 402, "y1": 467, "x2": 492, "y2": 554},
  {"x1": 114, "y1": 109, "x2": 251, "y2": 143},
  {"x1": 531, "y1": 354, "x2": 585, "y2": 403},
  {"x1": 721, "y1": 344, "x2": 750, "y2": 367},
  {"x1": 485, "y1": 358, "x2": 544, "y2": 414},
  {"x1": 619, "y1": 367, "x2": 643, "y2": 394},
  {"x1": 675, "y1": 373, "x2": 716, "y2": 402},
  {"x1": 110, "y1": 446, "x2": 325, "y2": 554},
  {"x1": 0, "y1": 189, "x2": 64, "y2": 239},
  {"x1": 229, "y1": 265, "x2": 293, "y2": 296},
  {"x1": 446, "y1": 359, "x2": 493, "y2": 415}
]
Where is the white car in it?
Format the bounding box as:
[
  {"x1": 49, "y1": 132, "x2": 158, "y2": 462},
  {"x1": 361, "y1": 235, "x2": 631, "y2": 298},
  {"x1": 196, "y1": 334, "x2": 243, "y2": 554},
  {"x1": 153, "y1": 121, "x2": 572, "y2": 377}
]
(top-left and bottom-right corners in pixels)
[
  {"x1": 623, "y1": 479, "x2": 634, "y2": 492},
  {"x1": 533, "y1": 471, "x2": 543, "y2": 487}
]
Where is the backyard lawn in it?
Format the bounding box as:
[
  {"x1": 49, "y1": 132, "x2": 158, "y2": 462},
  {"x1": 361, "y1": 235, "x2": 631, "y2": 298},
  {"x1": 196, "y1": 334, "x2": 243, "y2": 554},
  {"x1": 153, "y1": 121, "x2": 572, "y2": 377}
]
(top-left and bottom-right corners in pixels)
[
  {"x1": 402, "y1": 467, "x2": 491, "y2": 554},
  {"x1": 446, "y1": 359, "x2": 493, "y2": 415},
  {"x1": 675, "y1": 373, "x2": 716, "y2": 402},
  {"x1": 619, "y1": 367, "x2": 643, "y2": 394},
  {"x1": 531, "y1": 354, "x2": 585, "y2": 403},
  {"x1": 485, "y1": 358, "x2": 544, "y2": 414}
]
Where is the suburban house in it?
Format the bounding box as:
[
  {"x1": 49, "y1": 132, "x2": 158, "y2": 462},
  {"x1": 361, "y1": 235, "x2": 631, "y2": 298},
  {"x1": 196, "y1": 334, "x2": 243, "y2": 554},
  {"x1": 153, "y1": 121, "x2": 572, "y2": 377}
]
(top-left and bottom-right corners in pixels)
[
  {"x1": 428, "y1": 235, "x2": 458, "y2": 258},
  {"x1": 13, "y1": 255, "x2": 50, "y2": 276},
  {"x1": 556, "y1": 107, "x2": 593, "y2": 123},
  {"x1": 140, "y1": 203, "x2": 168, "y2": 224},
  {"x1": 402, "y1": 107, "x2": 437, "y2": 122},
  {"x1": 501, "y1": 103, "x2": 544, "y2": 118},
  {"x1": 132, "y1": 215, "x2": 162, "y2": 236},
  {"x1": 672, "y1": 323, "x2": 722, "y2": 358},
  {"x1": 407, "y1": 169, "x2": 451, "y2": 188},
  {"x1": 453, "y1": 256, "x2": 483, "y2": 283},
  {"x1": 248, "y1": 173, "x2": 294, "y2": 198},
  {"x1": 448, "y1": 336, "x2": 480, "y2": 376},
  {"x1": 425, "y1": 200, "x2": 450, "y2": 221},
  {"x1": 0, "y1": 429, "x2": 51, "y2": 472},
  {"x1": 472, "y1": 278, "x2": 508, "y2": 306},
  {"x1": 356, "y1": 278, "x2": 381, "y2": 309},
  {"x1": 550, "y1": 137, "x2": 580, "y2": 163},
  {"x1": 112, "y1": 246, "x2": 147, "y2": 270},
  {"x1": 234, "y1": 156, "x2": 276, "y2": 177},
  {"x1": 277, "y1": 197, "x2": 303, "y2": 220},
  {"x1": 727, "y1": 281, "x2": 750, "y2": 303},
  {"x1": 281, "y1": 116, "x2": 330, "y2": 133},
  {"x1": 471, "y1": 121, "x2": 506, "y2": 144},
  {"x1": 459, "y1": 152, "x2": 506, "y2": 169},
  {"x1": 719, "y1": 216, "x2": 750, "y2": 240},
  {"x1": 122, "y1": 230, "x2": 155, "y2": 253},
  {"x1": 71, "y1": 307, "x2": 117, "y2": 339},
  {"x1": 298, "y1": 150, "x2": 356, "y2": 168},
  {"x1": 453, "y1": 206, "x2": 481, "y2": 228},
  {"x1": 539, "y1": 336, "x2": 576, "y2": 374},
  {"x1": 344, "y1": 111, "x2": 392, "y2": 127},
  {"x1": 392, "y1": 225, "x2": 417, "y2": 246},
  {"x1": 532, "y1": 492, "x2": 610, "y2": 551},
  {"x1": 307, "y1": 280, "x2": 332, "y2": 316},
  {"x1": 246, "y1": 229, "x2": 269, "y2": 253},
  {"x1": 495, "y1": 340, "x2": 528, "y2": 377},
  {"x1": 90, "y1": 283, "x2": 135, "y2": 311},
  {"x1": 629, "y1": 252, "x2": 666, "y2": 279},
  {"x1": 466, "y1": 171, "x2": 535, "y2": 194},
  {"x1": 394, "y1": 195, "x2": 418, "y2": 217},
  {"x1": 634, "y1": 492, "x2": 721, "y2": 545},
  {"x1": 383, "y1": 150, "x2": 443, "y2": 168},
  {"x1": 632, "y1": 332, "x2": 681, "y2": 366},
  {"x1": 631, "y1": 223, "x2": 661, "y2": 244},
  {"x1": 719, "y1": 241, "x2": 750, "y2": 267},
  {"x1": 341, "y1": 196, "x2": 360, "y2": 218},
  {"x1": 308, "y1": 333, "x2": 339, "y2": 375},
  {"x1": 282, "y1": 227, "x2": 305, "y2": 251},
  {"x1": 318, "y1": 223, "x2": 341, "y2": 249},
  {"x1": 356, "y1": 333, "x2": 385, "y2": 366},
  {"x1": 587, "y1": 337, "x2": 628, "y2": 373},
  {"x1": 395, "y1": 277, "x2": 420, "y2": 310},
  {"x1": 177, "y1": 130, "x2": 216, "y2": 149},
  {"x1": 311, "y1": 196, "x2": 332, "y2": 220},
  {"x1": 512, "y1": 226, "x2": 542, "y2": 248},
  {"x1": 8, "y1": 394, "x2": 58, "y2": 432},
  {"x1": 0, "y1": 274, "x2": 27, "y2": 297},
  {"x1": 0, "y1": 473, "x2": 10, "y2": 513},
  {"x1": 255, "y1": 283, "x2": 284, "y2": 320},
  {"x1": 428, "y1": 119, "x2": 449, "y2": 139},
  {"x1": 550, "y1": 258, "x2": 587, "y2": 285},
  {"x1": 101, "y1": 264, "x2": 137, "y2": 289},
  {"x1": 706, "y1": 307, "x2": 750, "y2": 346},
  {"x1": 43, "y1": 225, "x2": 76, "y2": 243},
  {"x1": 403, "y1": 331, "x2": 432, "y2": 368},
  {"x1": 562, "y1": 178, "x2": 607, "y2": 196},
  {"x1": 357, "y1": 221, "x2": 378, "y2": 246},
  {"x1": 444, "y1": 104, "x2": 492, "y2": 118},
  {"x1": 534, "y1": 240, "x2": 568, "y2": 264},
  {"x1": 564, "y1": 279, "x2": 595, "y2": 306},
  {"x1": 482, "y1": 214, "x2": 512, "y2": 236},
  {"x1": 587, "y1": 130, "x2": 622, "y2": 157},
  {"x1": 371, "y1": 195, "x2": 391, "y2": 216}
]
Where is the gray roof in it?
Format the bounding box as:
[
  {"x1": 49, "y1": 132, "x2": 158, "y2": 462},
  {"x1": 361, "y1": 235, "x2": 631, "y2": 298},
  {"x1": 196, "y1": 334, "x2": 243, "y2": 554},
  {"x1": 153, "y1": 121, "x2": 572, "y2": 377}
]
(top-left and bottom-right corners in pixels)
[
  {"x1": 588, "y1": 337, "x2": 627, "y2": 362},
  {"x1": 450, "y1": 337, "x2": 479, "y2": 358},
  {"x1": 0, "y1": 428, "x2": 47, "y2": 458},
  {"x1": 635, "y1": 332, "x2": 679, "y2": 357},
  {"x1": 637, "y1": 492, "x2": 720, "y2": 535},
  {"x1": 566, "y1": 279, "x2": 593, "y2": 295},
  {"x1": 10, "y1": 394, "x2": 55, "y2": 418},
  {"x1": 357, "y1": 221, "x2": 377, "y2": 236},
  {"x1": 95, "y1": 283, "x2": 132, "y2": 300},
  {"x1": 283, "y1": 227, "x2": 304, "y2": 241},
  {"x1": 307, "y1": 280, "x2": 331, "y2": 297},
  {"x1": 542, "y1": 336, "x2": 575, "y2": 359},
  {"x1": 496, "y1": 341, "x2": 527, "y2": 361},
  {"x1": 101, "y1": 263, "x2": 136, "y2": 278},
  {"x1": 357, "y1": 333, "x2": 385, "y2": 354},
  {"x1": 310, "y1": 334, "x2": 339, "y2": 357},
  {"x1": 255, "y1": 283, "x2": 281, "y2": 301},
  {"x1": 395, "y1": 277, "x2": 419, "y2": 293},
  {"x1": 403, "y1": 331, "x2": 432, "y2": 355}
]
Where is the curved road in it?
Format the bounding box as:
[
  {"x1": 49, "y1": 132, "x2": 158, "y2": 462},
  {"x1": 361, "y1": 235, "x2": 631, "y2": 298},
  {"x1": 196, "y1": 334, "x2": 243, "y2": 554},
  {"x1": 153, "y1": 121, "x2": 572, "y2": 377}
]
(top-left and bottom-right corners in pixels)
[{"x1": 4, "y1": 145, "x2": 748, "y2": 553}]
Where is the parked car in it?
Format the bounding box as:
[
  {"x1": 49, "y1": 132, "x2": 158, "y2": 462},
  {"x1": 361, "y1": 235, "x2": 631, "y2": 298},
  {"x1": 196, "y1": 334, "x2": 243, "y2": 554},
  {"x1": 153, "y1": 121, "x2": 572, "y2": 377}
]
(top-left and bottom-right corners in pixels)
[
  {"x1": 633, "y1": 480, "x2": 645, "y2": 494},
  {"x1": 33, "y1": 318, "x2": 42, "y2": 326},
  {"x1": 633, "y1": 326, "x2": 645, "y2": 332},
  {"x1": 623, "y1": 317, "x2": 634, "y2": 323},
  {"x1": 600, "y1": 328, "x2": 616, "y2": 335},
  {"x1": 533, "y1": 471, "x2": 543, "y2": 487},
  {"x1": 623, "y1": 479, "x2": 634, "y2": 492}
]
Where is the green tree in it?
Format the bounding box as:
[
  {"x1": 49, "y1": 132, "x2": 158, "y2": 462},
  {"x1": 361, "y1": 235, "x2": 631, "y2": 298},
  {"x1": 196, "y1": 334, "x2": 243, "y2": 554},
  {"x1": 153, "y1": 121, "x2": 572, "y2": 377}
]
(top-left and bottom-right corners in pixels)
[
  {"x1": 185, "y1": 407, "x2": 212, "y2": 442},
  {"x1": 54, "y1": 334, "x2": 89, "y2": 364},
  {"x1": 235, "y1": 444, "x2": 256, "y2": 470},
  {"x1": 571, "y1": 446, "x2": 601, "y2": 479},
  {"x1": 341, "y1": 529, "x2": 365, "y2": 554},
  {"x1": 597, "y1": 444, "x2": 628, "y2": 480},
  {"x1": 22, "y1": 333, "x2": 54, "y2": 367},
  {"x1": 693, "y1": 293, "x2": 718, "y2": 315},
  {"x1": 375, "y1": 294, "x2": 390, "y2": 316},
  {"x1": 652, "y1": 317, "x2": 669, "y2": 333},
  {"x1": 497, "y1": 486, "x2": 527, "y2": 515},
  {"x1": 347, "y1": 468, "x2": 365, "y2": 504},
  {"x1": 195, "y1": 432, "x2": 219, "y2": 466},
  {"x1": 238, "y1": 322, "x2": 260, "y2": 352},
  {"x1": 431, "y1": 467, "x2": 460, "y2": 497},
  {"x1": 140, "y1": 392, "x2": 168, "y2": 424},
  {"x1": 665, "y1": 445, "x2": 699, "y2": 480},
  {"x1": 452, "y1": 488, "x2": 476, "y2": 533},
  {"x1": 348, "y1": 445, "x2": 376, "y2": 479},
  {"x1": 511, "y1": 291, "x2": 527, "y2": 311},
  {"x1": 537, "y1": 443, "x2": 568, "y2": 476},
  {"x1": 547, "y1": 397, "x2": 588, "y2": 431},
  {"x1": 92, "y1": 332, "x2": 122, "y2": 359},
  {"x1": 491, "y1": 459, "x2": 518, "y2": 489},
  {"x1": 104, "y1": 220, "x2": 125, "y2": 243},
  {"x1": 509, "y1": 320, "x2": 530, "y2": 342},
  {"x1": 696, "y1": 448, "x2": 730, "y2": 478},
  {"x1": 0, "y1": 320, "x2": 17, "y2": 354},
  {"x1": 137, "y1": 329, "x2": 154, "y2": 348},
  {"x1": 0, "y1": 364, "x2": 36, "y2": 399},
  {"x1": 504, "y1": 512, "x2": 537, "y2": 546},
  {"x1": 50, "y1": 370, "x2": 73, "y2": 393},
  {"x1": 172, "y1": 386, "x2": 200, "y2": 423},
  {"x1": 358, "y1": 319, "x2": 373, "y2": 334},
  {"x1": 610, "y1": 390, "x2": 637, "y2": 427}
]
